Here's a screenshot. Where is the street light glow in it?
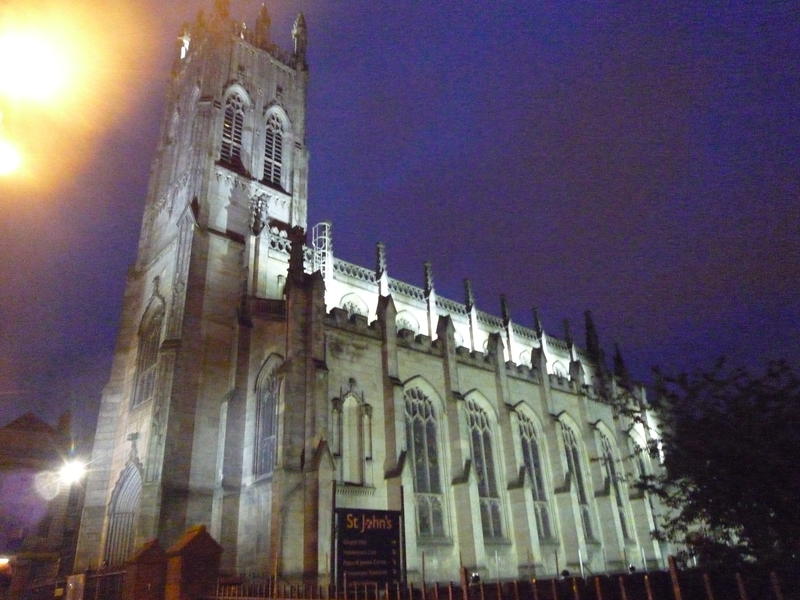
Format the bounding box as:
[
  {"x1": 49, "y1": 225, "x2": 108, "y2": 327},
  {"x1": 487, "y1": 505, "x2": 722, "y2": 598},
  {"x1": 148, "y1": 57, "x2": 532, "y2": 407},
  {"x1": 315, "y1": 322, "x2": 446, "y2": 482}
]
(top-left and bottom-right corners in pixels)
[
  {"x1": 58, "y1": 459, "x2": 87, "y2": 485},
  {"x1": 0, "y1": 138, "x2": 21, "y2": 176},
  {"x1": 0, "y1": 30, "x2": 73, "y2": 102},
  {"x1": 0, "y1": 0, "x2": 156, "y2": 188}
]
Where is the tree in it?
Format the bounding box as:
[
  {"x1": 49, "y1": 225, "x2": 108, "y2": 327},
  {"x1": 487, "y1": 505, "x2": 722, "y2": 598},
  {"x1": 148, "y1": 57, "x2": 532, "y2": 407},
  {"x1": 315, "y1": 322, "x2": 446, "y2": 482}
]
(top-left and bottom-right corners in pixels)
[{"x1": 640, "y1": 359, "x2": 800, "y2": 569}]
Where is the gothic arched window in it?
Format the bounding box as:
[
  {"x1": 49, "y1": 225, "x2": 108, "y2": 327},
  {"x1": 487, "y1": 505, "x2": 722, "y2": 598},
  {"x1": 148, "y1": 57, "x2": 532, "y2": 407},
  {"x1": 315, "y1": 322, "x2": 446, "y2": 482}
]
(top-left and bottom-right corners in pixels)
[
  {"x1": 263, "y1": 113, "x2": 284, "y2": 188},
  {"x1": 341, "y1": 395, "x2": 362, "y2": 484},
  {"x1": 404, "y1": 387, "x2": 444, "y2": 537},
  {"x1": 254, "y1": 360, "x2": 280, "y2": 478},
  {"x1": 340, "y1": 294, "x2": 368, "y2": 319},
  {"x1": 221, "y1": 94, "x2": 245, "y2": 165},
  {"x1": 104, "y1": 463, "x2": 142, "y2": 566},
  {"x1": 466, "y1": 399, "x2": 502, "y2": 539},
  {"x1": 561, "y1": 422, "x2": 594, "y2": 541},
  {"x1": 132, "y1": 305, "x2": 164, "y2": 408},
  {"x1": 518, "y1": 413, "x2": 552, "y2": 540},
  {"x1": 599, "y1": 431, "x2": 631, "y2": 540}
]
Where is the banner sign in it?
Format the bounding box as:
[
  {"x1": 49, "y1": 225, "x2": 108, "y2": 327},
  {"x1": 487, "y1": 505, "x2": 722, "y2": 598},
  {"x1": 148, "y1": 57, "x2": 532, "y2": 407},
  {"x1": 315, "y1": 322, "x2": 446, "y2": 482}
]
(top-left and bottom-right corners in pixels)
[{"x1": 335, "y1": 508, "x2": 403, "y2": 586}]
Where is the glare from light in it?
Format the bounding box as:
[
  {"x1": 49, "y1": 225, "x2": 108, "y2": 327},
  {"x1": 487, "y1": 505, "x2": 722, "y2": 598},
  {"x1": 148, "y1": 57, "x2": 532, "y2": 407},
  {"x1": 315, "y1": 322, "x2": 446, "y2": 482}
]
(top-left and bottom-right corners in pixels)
[
  {"x1": 0, "y1": 30, "x2": 73, "y2": 102},
  {"x1": 0, "y1": 138, "x2": 22, "y2": 176},
  {"x1": 58, "y1": 459, "x2": 87, "y2": 485},
  {"x1": 0, "y1": 556, "x2": 9, "y2": 566}
]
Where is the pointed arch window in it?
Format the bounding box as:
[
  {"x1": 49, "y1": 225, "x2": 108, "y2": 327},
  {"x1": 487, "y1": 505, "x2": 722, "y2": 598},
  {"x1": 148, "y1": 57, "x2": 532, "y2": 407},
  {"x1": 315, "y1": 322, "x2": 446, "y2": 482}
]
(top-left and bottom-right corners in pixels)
[
  {"x1": 518, "y1": 414, "x2": 552, "y2": 540},
  {"x1": 221, "y1": 94, "x2": 245, "y2": 165},
  {"x1": 254, "y1": 362, "x2": 280, "y2": 478},
  {"x1": 404, "y1": 387, "x2": 444, "y2": 537},
  {"x1": 132, "y1": 306, "x2": 164, "y2": 408},
  {"x1": 599, "y1": 432, "x2": 631, "y2": 540},
  {"x1": 104, "y1": 463, "x2": 142, "y2": 567},
  {"x1": 263, "y1": 113, "x2": 284, "y2": 188},
  {"x1": 466, "y1": 399, "x2": 502, "y2": 539},
  {"x1": 561, "y1": 423, "x2": 594, "y2": 541}
]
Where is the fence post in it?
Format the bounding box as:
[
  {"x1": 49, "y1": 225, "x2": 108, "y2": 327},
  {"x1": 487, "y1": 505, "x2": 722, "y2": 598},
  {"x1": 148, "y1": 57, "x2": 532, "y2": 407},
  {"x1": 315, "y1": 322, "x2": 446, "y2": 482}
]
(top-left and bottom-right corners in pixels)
[
  {"x1": 643, "y1": 574, "x2": 654, "y2": 600},
  {"x1": 593, "y1": 576, "x2": 604, "y2": 600},
  {"x1": 513, "y1": 578, "x2": 520, "y2": 600},
  {"x1": 667, "y1": 556, "x2": 683, "y2": 600},
  {"x1": 701, "y1": 572, "x2": 715, "y2": 600},
  {"x1": 735, "y1": 573, "x2": 748, "y2": 600},
  {"x1": 618, "y1": 576, "x2": 628, "y2": 600},
  {"x1": 769, "y1": 572, "x2": 784, "y2": 600},
  {"x1": 530, "y1": 578, "x2": 539, "y2": 600},
  {"x1": 570, "y1": 577, "x2": 580, "y2": 600}
]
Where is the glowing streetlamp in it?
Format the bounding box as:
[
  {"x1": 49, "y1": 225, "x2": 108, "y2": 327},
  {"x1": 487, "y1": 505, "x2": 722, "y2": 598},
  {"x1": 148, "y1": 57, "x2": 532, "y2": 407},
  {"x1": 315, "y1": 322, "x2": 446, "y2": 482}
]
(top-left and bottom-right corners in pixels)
[
  {"x1": 0, "y1": 136, "x2": 21, "y2": 175},
  {"x1": 0, "y1": 20, "x2": 81, "y2": 179},
  {"x1": 0, "y1": 30, "x2": 75, "y2": 103},
  {"x1": 58, "y1": 459, "x2": 87, "y2": 485}
]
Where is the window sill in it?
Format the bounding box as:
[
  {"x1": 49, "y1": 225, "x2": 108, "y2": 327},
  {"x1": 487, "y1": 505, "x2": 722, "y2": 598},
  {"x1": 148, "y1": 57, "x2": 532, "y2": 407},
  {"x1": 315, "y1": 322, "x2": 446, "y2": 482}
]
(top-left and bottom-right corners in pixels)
[
  {"x1": 484, "y1": 537, "x2": 512, "y2": 547},
  {"x1": 417, "y1": 535, "x2": 453, "y2": 547}
]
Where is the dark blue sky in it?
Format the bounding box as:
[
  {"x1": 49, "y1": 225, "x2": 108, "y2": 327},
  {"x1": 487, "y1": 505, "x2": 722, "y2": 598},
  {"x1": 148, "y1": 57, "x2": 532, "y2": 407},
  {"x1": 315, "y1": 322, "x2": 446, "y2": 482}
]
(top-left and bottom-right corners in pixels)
[{"x1": 1, "y1": 1, "x2": 798, "y2": 433}]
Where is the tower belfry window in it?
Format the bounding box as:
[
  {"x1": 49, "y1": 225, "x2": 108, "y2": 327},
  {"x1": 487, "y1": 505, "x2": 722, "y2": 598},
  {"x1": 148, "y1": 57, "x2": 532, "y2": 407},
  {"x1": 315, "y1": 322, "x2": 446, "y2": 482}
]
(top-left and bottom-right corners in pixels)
[
  {"x1": 263, "y1": 113, "x2": 284, "y2": 187},
  {"x1": 221, "y1": 94, "x2": 244, "y2": 165}
]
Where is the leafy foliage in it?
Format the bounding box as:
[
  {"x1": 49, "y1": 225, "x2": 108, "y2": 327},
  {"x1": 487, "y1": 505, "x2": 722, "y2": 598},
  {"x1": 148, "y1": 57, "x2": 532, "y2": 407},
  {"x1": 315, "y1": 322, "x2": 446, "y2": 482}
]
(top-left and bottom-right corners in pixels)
[{"x1": 642, "y1": 359, "x2": 800, "y2": 569}]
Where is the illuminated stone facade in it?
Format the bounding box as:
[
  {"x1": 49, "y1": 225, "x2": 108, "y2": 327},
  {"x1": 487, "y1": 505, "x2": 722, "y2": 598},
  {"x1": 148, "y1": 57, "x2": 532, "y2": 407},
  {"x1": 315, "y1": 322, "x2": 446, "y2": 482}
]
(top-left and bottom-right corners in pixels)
[{"x1": 74, "y1": 4, "x2": 667, "y2": 583}]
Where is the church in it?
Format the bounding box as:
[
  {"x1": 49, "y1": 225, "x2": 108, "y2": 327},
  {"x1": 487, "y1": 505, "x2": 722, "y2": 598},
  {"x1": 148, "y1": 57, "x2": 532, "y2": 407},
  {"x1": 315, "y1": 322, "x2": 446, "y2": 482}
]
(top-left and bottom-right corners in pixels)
[{"x1": 74, "y1": 2, "x2": 668, "y2": 584}]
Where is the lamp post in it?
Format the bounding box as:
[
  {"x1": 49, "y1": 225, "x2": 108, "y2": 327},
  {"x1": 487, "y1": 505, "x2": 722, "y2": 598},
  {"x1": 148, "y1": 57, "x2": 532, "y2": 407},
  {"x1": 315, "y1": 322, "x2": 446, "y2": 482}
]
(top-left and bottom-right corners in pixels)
[{"x1": 0, "y1": 24, "x2": 78, "y2": 177}]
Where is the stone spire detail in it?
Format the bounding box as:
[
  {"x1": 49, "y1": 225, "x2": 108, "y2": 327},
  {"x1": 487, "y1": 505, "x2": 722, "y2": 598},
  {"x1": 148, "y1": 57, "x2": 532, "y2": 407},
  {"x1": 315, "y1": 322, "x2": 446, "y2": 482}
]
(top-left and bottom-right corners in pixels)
[
  {"x1": 584, "y1": 310, "x2": 605, "y2": 370},
  {"x1": 376, "y1": 242, "x2": 389, "y2": 296},
  {"x1": 464, "y1": 279, "x2": 475, "y2": 312},
  {"x1": 613, "y1": 342, "x2": 632, "y2": 388},
  {"x1": 424, "y1": 261, "x2": 437, "y2": 338},
  {"x1": 213, "y1": 0, "x2": 230, "y2": 19},
  {"x1": 532, "y1": 307, "x2": 544, "y2": 340},
  {"x1": 563, "y1": 318, "x2": 574, "y2": 354},
  {"x1": 500, "y1": 294, "x2": 510, "y2": 326},
  {"x1": 423, "y1": 261, "x2": 434, "y2": 298},
  {"x1": 255, "y1": 4, "x2": 271, "y2": 47},
  {"x1": 292, "y1": 13, "x2": 307, "y2": 63},
  {"x1": 530, "y1": 307, "x2": 548, "y2": 373}
]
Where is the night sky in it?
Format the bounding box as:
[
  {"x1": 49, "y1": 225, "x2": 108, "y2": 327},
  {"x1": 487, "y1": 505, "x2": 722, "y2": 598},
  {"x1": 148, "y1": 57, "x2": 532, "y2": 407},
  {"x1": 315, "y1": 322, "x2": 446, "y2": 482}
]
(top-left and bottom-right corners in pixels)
[{"x1": 1, "y1": 1, "x2": 798, "y2": 435}]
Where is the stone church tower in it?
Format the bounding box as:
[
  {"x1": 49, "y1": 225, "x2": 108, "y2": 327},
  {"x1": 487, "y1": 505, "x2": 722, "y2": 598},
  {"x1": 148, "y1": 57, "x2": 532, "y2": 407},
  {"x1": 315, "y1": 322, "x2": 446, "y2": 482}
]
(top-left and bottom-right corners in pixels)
[
  {"x1": 75, "y1": 1, "x2": 323, "y2": 576},
  {"x1": 76, "y1": 1, "x2": 667, "y2": 584}
]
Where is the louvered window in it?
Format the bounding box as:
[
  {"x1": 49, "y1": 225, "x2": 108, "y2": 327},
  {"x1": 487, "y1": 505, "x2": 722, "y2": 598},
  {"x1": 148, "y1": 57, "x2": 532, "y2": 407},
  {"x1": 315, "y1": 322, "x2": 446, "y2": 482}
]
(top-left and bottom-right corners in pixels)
[
  {"x1": 263, "y1": 113, "x2": 283, "y2": 187},
  {"x1": 221, "y1": 94, "x2": 244, "y2": 164},
  {"x1": 467, "y1": 399, "x2": 503, "y2": 539},
  {"x1": 404, "y1": 388, "x2": 444, "y2": 537},
  {"x1": 519, "y1": 414, "x2": 553, "y2": 539}
]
